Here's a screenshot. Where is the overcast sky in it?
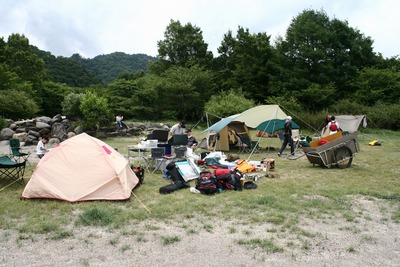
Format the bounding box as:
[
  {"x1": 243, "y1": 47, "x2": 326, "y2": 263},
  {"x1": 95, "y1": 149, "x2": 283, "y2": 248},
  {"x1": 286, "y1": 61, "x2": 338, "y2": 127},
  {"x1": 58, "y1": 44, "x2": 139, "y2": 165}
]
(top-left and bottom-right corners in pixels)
[{"x1": 1, "y1": 0, "x2": 398, "y2": 59}]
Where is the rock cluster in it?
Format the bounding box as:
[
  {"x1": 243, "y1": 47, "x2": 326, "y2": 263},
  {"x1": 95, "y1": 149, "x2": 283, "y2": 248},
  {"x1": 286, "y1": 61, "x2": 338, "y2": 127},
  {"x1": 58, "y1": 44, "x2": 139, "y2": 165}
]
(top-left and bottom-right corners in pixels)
[{"x1": 0, "y1": 114, "x2": 169, "y2": 147}]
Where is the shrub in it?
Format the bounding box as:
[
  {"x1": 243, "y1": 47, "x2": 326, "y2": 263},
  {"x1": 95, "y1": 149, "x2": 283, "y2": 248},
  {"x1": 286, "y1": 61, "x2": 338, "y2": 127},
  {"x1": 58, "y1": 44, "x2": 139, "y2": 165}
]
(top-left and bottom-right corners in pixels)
[
  {"x1": 205, "y1": 89, "x2": 255, "y2": 118},
  {"x1": 0, "y1": 90, "x2": 39, "y2": 120},
  {"x1": 80, "y1": 91, "x2": 111, "y2": 128},
  {"x1": 367, "y1": 102, "x2": 400, "y2": 130},
  {"x1": 62, "y1": 92, "x2": 84, "y2": 119}
]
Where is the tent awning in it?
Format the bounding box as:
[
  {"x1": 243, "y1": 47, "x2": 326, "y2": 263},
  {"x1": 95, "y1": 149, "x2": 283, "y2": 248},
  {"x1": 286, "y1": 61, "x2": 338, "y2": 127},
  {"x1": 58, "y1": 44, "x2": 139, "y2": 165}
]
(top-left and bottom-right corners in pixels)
[
  {"x1": 204, "y1": 105, "x2": 300, "y2": 134},
  {"x1": 202, "y1": 114, "x2": 239, "y2": 133}
]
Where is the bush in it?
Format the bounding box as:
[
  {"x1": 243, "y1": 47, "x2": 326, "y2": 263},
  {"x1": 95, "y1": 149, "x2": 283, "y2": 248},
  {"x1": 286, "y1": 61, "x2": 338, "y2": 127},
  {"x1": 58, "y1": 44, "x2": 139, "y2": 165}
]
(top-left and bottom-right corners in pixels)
[
  {"x1": 0, "y1": 90, "x2": 39, "y2": 120},
  {"x1": 0, "y1": 116, "x2": 7, "y2": 129},
  {"x1": 367, "y1": 102, "x2": 400, "y2": 130},
  {"x1": 205, "y1": 89, "x2": 255, "y2": 118},
  {"x1": 62, "y1": 92, "x2": 84, "y2": 119},
  {"x1": 80, "y1": 91, "x2": 111, "y2": 128}
]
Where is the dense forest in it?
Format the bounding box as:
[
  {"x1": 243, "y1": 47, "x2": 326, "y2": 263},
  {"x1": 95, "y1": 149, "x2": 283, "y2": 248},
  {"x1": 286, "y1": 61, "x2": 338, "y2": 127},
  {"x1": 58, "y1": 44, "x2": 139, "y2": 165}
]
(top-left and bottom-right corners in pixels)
[{"x1": 0, "y1": 9, "x2": 399, "y2": 131}]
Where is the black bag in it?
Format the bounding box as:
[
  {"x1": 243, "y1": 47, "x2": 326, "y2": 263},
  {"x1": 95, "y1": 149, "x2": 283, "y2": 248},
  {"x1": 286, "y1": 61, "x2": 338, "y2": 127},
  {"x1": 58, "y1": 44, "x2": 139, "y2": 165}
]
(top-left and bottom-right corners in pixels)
[
  {"x1": 166, "y1": 161, "x2": 186, "y2": 183},
  {"x1": 195, "y1": 171, "x2": 220, "y2": 195},
  {"x1": 217, "y1": 170, "x2": 243, "y2": 191},
  {"x1": 159, "y1": 180, "x2": 190, "y2": 194},
  {"x1": 244, "y1": 181, "x2": 257, "y2": 189}
]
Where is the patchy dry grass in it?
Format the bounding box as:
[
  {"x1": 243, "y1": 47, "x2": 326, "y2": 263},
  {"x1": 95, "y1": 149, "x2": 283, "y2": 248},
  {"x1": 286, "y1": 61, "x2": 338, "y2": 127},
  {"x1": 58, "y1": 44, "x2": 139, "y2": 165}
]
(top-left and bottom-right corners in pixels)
[{"x1": 0, "y1": 129, "x2": 399, "y2": 266}]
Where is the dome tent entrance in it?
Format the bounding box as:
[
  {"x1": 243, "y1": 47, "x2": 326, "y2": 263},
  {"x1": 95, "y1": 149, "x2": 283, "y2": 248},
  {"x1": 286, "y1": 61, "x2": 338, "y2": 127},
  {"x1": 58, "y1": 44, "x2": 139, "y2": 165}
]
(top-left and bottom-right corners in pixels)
[{"x1": 22, "y1": 133, "x2": 139, "y2": 202}]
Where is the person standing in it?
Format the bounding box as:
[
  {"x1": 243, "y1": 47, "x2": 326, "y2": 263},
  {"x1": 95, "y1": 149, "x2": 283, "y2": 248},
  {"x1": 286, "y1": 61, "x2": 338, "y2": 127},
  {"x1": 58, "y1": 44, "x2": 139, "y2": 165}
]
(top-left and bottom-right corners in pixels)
[
  {"x1": 278, "y1": 116, "x2": 294, "y2": 157},
  {"x1": 36, "y1": 136, "x2": 49, "y2": 159},
  {"x1": 169, "y1": 120, "x2": 186, "y2": 138}
]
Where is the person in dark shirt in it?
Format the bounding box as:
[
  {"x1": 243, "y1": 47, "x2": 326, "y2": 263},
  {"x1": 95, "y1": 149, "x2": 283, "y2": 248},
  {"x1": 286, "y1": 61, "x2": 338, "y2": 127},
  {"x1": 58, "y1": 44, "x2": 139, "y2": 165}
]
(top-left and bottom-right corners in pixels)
[
  {"x1": 186, "y1": 128, "x2": 198, "y2": 148},
  {"x1": 278, "y1": 116, "x2": 294, "y2": 157}
]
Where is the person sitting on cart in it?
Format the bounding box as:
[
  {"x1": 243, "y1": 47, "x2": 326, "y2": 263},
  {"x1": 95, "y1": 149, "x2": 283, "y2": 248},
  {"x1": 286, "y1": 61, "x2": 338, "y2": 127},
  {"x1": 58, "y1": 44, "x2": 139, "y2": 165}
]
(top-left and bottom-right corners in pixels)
[{"x1": 277, "y1": 116, "x2": 294, "y2": 157}]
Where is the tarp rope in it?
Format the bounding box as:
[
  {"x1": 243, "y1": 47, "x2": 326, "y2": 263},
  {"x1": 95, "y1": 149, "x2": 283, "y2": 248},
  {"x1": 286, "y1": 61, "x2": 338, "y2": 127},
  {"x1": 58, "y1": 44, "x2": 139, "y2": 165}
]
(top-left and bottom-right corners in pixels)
[
  {"x1": 132, "y1": 191, "x2": 151, "y2": 214},
  {"x1": 246, "y1": 106, "x2": 282, "y2": 161},
  {"x1": 0, "y1": 176, "x2": 24, "y2": 192},
  {"x1": 359, "y1": 117, "x2": 397, "y2": 147},
  {"x1": 279, "y1": 104, "x2": 319, "y2": 133}
]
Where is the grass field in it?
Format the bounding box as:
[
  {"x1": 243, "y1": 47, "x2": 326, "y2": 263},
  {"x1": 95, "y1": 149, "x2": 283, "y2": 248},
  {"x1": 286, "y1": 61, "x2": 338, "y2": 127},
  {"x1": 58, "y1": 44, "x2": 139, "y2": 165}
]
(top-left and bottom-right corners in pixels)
[{"x1": 0, "y1": 129, "x2": 399, "y2": 265}]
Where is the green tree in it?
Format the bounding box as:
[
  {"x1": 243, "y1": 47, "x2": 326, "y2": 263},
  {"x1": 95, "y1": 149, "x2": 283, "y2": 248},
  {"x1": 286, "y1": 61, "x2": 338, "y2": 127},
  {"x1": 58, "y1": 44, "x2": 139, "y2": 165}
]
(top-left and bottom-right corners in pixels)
[
  {"x1": 273, "y1": 9, "x2": 376, "y2": 106},
  {"x1": 62, "y1": 92, "x2": 85, "y2": 119},
  {"x1": 158, "y1": 65, "x2": 215, "y2": 120},
  {"x1": 80, "y1": 91, "x2": 111, "y2": 128},
  {"x1": 215, "y1": 26, "x2": 274, "y2": 102},
  {"x1": 205, "y1": 89, "x2": 255, "y2": 118},
  {"x1": 156, "y1": 20, "x2": 213, "y2": 69},
  {"x1": 351, "y1": 67, "x2": 400, "y2": 105},
  {"x1": 106, "y1": 79, "x2": 140, "y2": 118},
  {"x1": 4, "y1": 34, "x2": 47, "y2": 92},
  {"x1": 112, "y1": 65, "x2": 215, "y2": 121},
  {"x1": 41, "y1": 81, "x2": 75, "y2": 116}
]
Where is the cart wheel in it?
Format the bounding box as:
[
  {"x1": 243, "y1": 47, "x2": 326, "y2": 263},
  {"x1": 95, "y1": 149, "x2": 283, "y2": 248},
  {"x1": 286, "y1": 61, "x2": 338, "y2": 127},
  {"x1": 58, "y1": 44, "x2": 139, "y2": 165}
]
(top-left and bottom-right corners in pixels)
[{"x1": 335, "y1": 146, "x2": 353, "y2": 169}]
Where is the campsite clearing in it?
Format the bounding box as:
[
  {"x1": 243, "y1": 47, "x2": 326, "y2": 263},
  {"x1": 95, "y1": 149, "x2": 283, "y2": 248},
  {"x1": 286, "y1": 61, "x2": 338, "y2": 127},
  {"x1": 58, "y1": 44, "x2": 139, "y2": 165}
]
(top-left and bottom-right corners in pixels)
[{"x1": 0, "y1": 129, "x2": 399, "y2": 266}]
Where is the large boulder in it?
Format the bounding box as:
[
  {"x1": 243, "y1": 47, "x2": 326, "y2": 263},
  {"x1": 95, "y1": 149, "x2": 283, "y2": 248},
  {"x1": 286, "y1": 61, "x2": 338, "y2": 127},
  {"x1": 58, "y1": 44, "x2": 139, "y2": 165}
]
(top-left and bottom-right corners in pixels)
[
  {"x1": 36, "y1": 121, "x2": 51, "y2": 130},
  {"x1": 52, "y1": 122, "x2": 67, "y2": 141},
  {"x1": 36, "y1": 116, "x2": 52, "y2": 124},
  {"x1": 1, "y1": 128, "x2": 15, "y2": 140},
  {"x1": 12, "y1": 132, "x2": 28, "y2": 142},
  {"x1": 67, "y1": 132, "x2": 76, "y2": 139}
]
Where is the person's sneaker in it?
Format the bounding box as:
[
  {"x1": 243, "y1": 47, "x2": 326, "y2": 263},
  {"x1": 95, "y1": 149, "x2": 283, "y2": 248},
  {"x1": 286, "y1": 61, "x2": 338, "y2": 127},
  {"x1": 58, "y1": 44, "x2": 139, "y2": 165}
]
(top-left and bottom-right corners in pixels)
[
  {"x1": 277, "y1": 152, "x2": 281, "y2": 157},
  {"x1": 291, "y1": 153, "x2": 295, "y2": 156}
]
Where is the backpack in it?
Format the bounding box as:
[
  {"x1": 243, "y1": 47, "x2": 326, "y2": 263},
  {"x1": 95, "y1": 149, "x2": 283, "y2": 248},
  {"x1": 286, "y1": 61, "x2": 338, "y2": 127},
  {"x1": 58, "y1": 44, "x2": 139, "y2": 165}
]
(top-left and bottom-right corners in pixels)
[
  {"x1": 195, "y1": 171, "x2": 220, "y2": 195},
  {"x1": 329, "y1": 121, "x2": 338, "y2": 131},
  {"x1": 131, "y1": 165, "x2": 144, "y2": 185},
  {"x1": 217, "y1": 170, "x2": 243, "y2": 191}
]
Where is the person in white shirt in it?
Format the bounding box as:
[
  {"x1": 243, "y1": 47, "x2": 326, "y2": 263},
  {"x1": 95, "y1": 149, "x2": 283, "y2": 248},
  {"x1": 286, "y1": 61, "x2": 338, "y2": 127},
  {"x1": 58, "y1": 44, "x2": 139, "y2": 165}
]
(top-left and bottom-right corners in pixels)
[
  {"x1": 326, "y1": 116, "x2": 340, "y2": 135},
  {"x1": 36, "y1": 136, "x2": 49, "y2": 159},
  {"x1": 169, "y1": 120, "x2": 186, "y2": 138},
  {"x1": 115, "y1": 115, "x2": 127, "y2": 128}
]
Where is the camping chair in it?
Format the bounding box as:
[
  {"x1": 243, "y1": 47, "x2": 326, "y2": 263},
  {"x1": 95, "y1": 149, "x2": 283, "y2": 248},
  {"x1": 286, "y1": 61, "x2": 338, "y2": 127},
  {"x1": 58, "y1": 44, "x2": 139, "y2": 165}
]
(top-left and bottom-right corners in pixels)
[
  {"x1": 0, "y1": 155, "x2": 26, "y2": 188},
  {"x1": 148, "y1": 129, "x2": 169, "y2": 144},
  {"x1": 278, "y1": 132, "x2": 285, "y2": 143},
  {"x1": 238, "y1": 136, "x2": 252, "y2": 154},
  {"x1": 239, "y1": 140, "x2": 261, "y2": 154},
  {"x1": 174, "y1": 146, "x2": 187, "y2": 159},
  {"x1": 292, "y1": 129, "x2": 301, "y2": 150},
  {"x1": 9, "y1": 139, "x2": 31, "y2": 163},
  {"x1": 149, "y1": 147, "x2": 166, "y2": 173},
  {"x1": 250, "y1": 141, "x2": 261, "y2": 153}
]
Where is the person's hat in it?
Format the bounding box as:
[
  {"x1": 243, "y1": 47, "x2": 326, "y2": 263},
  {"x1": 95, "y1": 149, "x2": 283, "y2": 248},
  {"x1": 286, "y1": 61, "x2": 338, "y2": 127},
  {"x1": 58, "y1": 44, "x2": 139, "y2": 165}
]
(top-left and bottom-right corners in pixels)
[
  {"x1": 180, "y1": 120, "x2": 186, "y2": 128},
  {"x1": 286, "y1": 116, "x2": 292, "y2": 121}
]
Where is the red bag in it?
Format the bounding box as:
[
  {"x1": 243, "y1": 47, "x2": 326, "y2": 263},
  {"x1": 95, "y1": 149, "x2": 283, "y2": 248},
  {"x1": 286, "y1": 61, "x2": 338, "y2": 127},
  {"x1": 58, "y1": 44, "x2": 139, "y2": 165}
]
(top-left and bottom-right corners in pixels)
[
  {"x1": 214, "y1": 169, "x2": 231, "y2": 177},
  {"x1": 319, "y1": 139, "x2": 329, "y2": 145}
]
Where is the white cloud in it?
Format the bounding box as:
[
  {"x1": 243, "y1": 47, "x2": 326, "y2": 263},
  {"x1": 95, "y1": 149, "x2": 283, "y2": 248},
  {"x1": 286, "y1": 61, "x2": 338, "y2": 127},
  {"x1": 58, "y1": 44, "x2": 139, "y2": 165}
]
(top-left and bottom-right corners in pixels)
[{"x1": 0, "y1": 0, "x2": 398, "y2": 58}]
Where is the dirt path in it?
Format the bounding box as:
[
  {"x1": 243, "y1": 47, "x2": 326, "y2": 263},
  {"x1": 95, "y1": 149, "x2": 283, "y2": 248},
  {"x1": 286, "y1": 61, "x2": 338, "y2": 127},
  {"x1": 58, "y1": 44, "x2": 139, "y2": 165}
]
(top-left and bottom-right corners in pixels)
[{"x1": 0, "y1": 196, "x2": 399, "y2": 266}]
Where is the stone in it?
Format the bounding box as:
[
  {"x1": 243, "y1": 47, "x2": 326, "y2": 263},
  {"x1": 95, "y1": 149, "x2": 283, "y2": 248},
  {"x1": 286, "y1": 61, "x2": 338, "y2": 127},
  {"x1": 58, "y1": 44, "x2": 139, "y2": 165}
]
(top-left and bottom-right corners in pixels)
[{"x1": 1, "y1": 128, "x2": 15, "y2": 140}]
